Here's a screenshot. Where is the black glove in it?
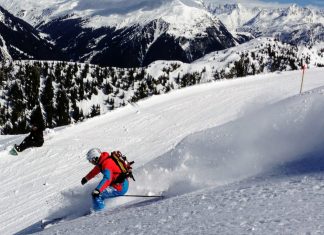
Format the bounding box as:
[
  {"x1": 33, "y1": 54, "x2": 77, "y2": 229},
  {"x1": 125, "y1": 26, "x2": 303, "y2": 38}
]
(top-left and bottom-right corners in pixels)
[
  {"x1": 81, "y1": 177, "x2": 88, "y2": 185},
  {"x1": 92, "y1": 189, "x2": 100, "y2": 197}
]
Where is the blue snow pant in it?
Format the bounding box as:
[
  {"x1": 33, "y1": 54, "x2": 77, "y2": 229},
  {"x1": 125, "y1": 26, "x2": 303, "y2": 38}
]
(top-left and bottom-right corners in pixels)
[{"x1": 92, "y1": 180, "x2": 129, "y2": 211}]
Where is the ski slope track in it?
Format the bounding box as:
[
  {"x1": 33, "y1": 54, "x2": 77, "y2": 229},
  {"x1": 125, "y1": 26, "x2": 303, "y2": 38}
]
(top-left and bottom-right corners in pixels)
[{"x1": 0, "y1": 68, "x2": 324, "y2": 234}]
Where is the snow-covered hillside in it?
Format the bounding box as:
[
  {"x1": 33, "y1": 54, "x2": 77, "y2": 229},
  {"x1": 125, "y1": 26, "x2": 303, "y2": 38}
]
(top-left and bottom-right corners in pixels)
[
  {"x1": 149, "y1": 37, "x2": 324, "y2": 81},
  {"x1": 0, "y1": 68, "x2": 324, "y2": 234}
]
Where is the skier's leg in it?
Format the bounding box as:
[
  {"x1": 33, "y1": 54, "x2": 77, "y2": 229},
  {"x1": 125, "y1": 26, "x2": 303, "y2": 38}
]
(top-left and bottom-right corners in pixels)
[
  {"x1": 114, "y1": 179, "x2": 129, "y2": 196},
  {"x1": 92, "y1": 180, "x2": 129, "y2": 210},
  {"x1": 92, "y1": 194, "x2": 105, "y2": 211},
  {"x1": 102, "y1": 180, "x2": 129, "y2": 199}
]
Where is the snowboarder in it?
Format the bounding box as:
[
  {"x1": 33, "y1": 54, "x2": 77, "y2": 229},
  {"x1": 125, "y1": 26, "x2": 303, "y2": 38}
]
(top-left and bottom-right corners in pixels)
[
  {"x1": 81, "y1": 148, "x2": 130, "y2": 211},
  {"x1": 13, "y1": 123, "x2": 44, "y2": 153}
]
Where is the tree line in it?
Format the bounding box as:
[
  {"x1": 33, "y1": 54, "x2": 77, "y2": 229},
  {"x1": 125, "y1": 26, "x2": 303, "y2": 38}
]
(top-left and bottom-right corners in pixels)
[{"x1": 0, "y1": 61, "x2": 203, "y2": 134}]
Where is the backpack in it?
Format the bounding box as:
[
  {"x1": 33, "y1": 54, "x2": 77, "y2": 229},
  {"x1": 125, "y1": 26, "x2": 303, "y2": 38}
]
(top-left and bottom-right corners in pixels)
[{"x1": 110, "y1": 151, "x2": 135, "y2": 183}]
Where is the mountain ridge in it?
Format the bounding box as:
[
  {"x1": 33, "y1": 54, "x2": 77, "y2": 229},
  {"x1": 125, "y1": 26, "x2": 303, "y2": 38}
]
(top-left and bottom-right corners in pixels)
[
  {"x1": 0, "y1": 0, "x2": 323, "y2": 66},
  {"x1": 35, "y1": 0, "x2": 238, "y2": 67},
  {"x1": 207, "y1": 3, "x2": 324, "y2": 45},
  {"x1": 0, "y1": 5, "x2": 65, "y2": 61}
]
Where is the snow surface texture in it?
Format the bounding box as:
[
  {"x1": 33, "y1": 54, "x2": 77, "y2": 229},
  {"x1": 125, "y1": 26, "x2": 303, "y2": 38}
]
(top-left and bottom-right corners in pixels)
[{"x1": 0, "y1": 68, "x2": 324, "y2": 234}]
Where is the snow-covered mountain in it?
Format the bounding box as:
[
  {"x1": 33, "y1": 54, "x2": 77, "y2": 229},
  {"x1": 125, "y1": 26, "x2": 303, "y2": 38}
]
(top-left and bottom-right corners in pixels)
[
  {"x1": 0, "y1": 0, "x2": 238, "y2": 67},
  {"x1": 206, "y1": 3, "x2": 260, "y2": 32},
  {"x1": 0, "y1": 67, "x2": 324, "y2": 234},
  {"x1": 0, "y1": 0, "x2": 71, "y2": 26},
  {"x1": 206, "y1": 3, "x2": 324, "y2": 45},
  {"x1": 0, "y1": 5, "x2": 64, "y2": 61},
  {"x1": 0, "y1": 0, "x2": 322, "y2": 66}
]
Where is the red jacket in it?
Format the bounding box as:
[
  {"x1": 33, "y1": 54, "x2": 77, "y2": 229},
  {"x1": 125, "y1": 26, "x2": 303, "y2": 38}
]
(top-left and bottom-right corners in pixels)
[{"x1": 85, "y1": 152, "x2": 123, "y2": 192}]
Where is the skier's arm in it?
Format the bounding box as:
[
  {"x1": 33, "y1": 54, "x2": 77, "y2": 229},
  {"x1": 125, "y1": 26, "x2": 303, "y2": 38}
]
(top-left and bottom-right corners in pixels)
[
  {"x1": 96, "y1": 169, "x2": 112, "y2": 193},
  {"x1": 85, "y1": 166, "x2": 101, "y2": 181}
]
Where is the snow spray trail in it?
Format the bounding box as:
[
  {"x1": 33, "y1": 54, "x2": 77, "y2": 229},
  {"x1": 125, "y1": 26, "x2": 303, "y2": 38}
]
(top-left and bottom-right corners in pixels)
[
  {"x1": 14, "y1": 186, "x2": 95, "y2": 234},
  {"x1": 133, "y1": 87, "x2": 324, "y2": 197},
  {"x1": 37, "y1": 87, "x2": 324, "y2": 230},
  {"x1": 44, "y1": 187, "x2": 93, "y2": 220}
]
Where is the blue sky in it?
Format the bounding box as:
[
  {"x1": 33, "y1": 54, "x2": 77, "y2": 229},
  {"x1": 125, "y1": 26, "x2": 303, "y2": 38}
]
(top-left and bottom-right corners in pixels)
[{"x1": 261, "y1": 0, "x2": 324, "y2": 7}]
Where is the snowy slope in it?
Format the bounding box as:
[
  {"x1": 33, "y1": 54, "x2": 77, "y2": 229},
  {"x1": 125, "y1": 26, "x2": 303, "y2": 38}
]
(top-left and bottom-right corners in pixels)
[{"x1": 0, "y1": 68, "x2": 324, "y2": 234}]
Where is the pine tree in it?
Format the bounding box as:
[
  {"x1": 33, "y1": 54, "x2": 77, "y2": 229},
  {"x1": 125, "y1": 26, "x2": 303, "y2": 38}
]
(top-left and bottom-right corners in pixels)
[
  {"x1": 0, "y1": 105, "x2": 6, "y2": 126},
  {"x1": 15, "y1": 118, "x2": 27, "y2": 133},
  {"x1": 41, "y1": 74, "x2": 55, "y2": 128},
  {"x1": 91, "y1": 83, "x2": 98, "y2": 96},
  {"x1": 8, "y1": 81, "x2": 26, "y2": 132},
  {"x1": 90, "y1": 104, "x2": 101, "y2": 117},
  {"x1": 70, "y1": 87, "x2": 78, "y2": 103},
  {"x1": 73, "y1": 63, "x2": 79, "y2": 74},
  {"x1": 103, "y1": 82, "x2": 113, "y2": 95},
  {"x1": 79, "y1": 79, "x2": 85, "y2": 101},
  {"x1": 71, "y1": 101, "x2": 83, "y2": 122},
  {"x1": 42, "y1": 62, "x2": 49, "y2": 78},
  {"x1": 54, "y1": 63, "x2": 63, "y2": 83},
  {"x1": 65, "y1": 64, "x2": 74, "y2": 90},
  {"x1": 55, "y1": 89, "x2": 70, "y2": 126},
  {"x1": 0, "y1": 68, "x2": 4, "y2": 89},
  {"x1": 85, "y1": 80, "x2": 91, "y2": 98},
  {"x1": 127, "y1": 69, "x2": 135, "y2": 86},
  {"x1": 25, "y1": 65, "x2": 41, "y2": 109},
  {"x1": 95, "y1": 66, "x2": 104, "y2": 87},
  {"x1": 30, "y1": 105, "x2": 45, "y2": 130},
  {"x1": 106, "y1": 98, "x2": 114, "y2": 110},
  {"x1": 81, "y1": 64, "x2": 89, "y2": 79}
]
